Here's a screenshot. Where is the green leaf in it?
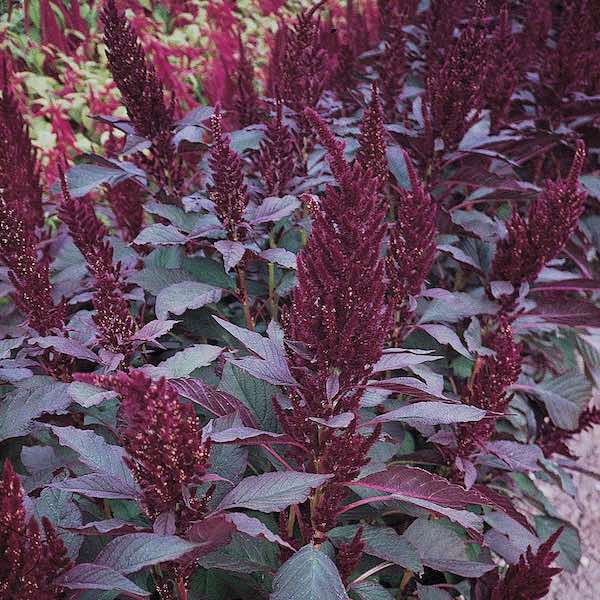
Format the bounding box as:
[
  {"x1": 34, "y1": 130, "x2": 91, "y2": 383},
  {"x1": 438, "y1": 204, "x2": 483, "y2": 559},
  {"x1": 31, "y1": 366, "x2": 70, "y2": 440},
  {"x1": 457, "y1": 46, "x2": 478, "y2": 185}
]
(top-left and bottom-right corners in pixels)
[
  {"x1": 272, "y1": 544, "x2": 349, "y2": 600},
  {"x1": 155, "y1": 281, "x2": 223, "y2": 320}
]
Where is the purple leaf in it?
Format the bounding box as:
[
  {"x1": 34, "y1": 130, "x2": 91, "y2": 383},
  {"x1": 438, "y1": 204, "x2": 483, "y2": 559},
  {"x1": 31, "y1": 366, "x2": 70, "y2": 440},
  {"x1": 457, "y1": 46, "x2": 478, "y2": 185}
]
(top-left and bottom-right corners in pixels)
[
  {"x1": 482, "y1": 441, "x2": 544, "y2": 472},
  {"x1": 52, "y1": 473, "x2": 141, "y2": 500},
  {"x1": 349, "y1": 466, "x2": 488, "y2": 531},
  {"x1": 418, "y1": 324, "x2": 472, "y2": 358},
  {"x1": 272, "y1": 544, "x2": 349, "y2": 600},
  {"x1": 171, "y1": 378, "x2": 258, "y2": 428},
  {"x1": 155, "y1": 282, "x2": 223, "y2": 320},
  {"x1": 143, "y1": 344, "x2": 223, "y2": 378},
  {"x1": 95, "y1": 533, "x2": 200, "y2": 574},
  {"x1": 67, "y1": 382, "x2": 117, "y2": 408},
  {"x1": 131, "y1": 320, "x2": 178, "y2": 343},
  {"x1": 153, "y1": 511, "x2": 176, "y2": 535},
  {"x1": 56, "y1": 563, "x2": 150, "y2": 597},
  {"x1": 366, "y1": 402, "x2": 486, "y2": 426},
  {"x1": 259, "y1": 248, "x2": 297, "y2": 269},
  {"x1": 68, "y1": 519, "x2": 146, "y2": 536},
  {"x1": 214, "y1": 316, "x2": 281, "y2": 360},
  {"x1": 30, "y1": 336, "x2": 98, "y2": 362},
  {"x1": 207, "y1": 426, "x2": 285, "y2": 444},
  {"x1": 248, "y1": 195, "x2": 300, "y2": 225},
  {"x1": 231, "y1": 356, "x2": 297, "y2": 386},
  {"x1": 224, "y1": 512, "x2": 294, "y2": 549},
  {"x1": 309, "y1": 412, "x2": 355, "y2": 429},
  {"x1": 186, "y1": 514, "x2": 236, "y2": 555},
  {"x1": 531, "y1": 278, "x2": 600, "y2": 292},
  {"x1": 214, "y1": 240, "x2": 246, "y2": 271},
  {"x1": 373, "y1": 350, "x2": 443, "y2": 373},
  {"x1": 217, "y1": 471, "x2": 333, "y2": 512},
  {"x1": 133, "y1": 223, "x2": 188, "y2": 246}
]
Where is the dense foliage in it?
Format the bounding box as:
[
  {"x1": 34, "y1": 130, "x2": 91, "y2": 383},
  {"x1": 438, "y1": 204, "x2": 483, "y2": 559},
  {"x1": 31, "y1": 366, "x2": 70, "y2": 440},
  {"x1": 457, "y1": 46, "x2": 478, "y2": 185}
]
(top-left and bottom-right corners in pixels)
[{"x1": 2, "y1": 1, "x2": 600, "y2": 599}]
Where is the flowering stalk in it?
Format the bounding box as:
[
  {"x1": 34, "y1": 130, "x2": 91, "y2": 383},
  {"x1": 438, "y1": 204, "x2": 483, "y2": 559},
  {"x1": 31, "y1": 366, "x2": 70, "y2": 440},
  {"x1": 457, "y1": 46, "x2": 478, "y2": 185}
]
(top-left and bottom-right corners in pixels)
[
  {"x1": 231, "y1": 35, "x2": 261, "y2": 128},
  {"x1": 0, "y1": 460, "x2": 72, "y2": 599},
  {"x1": 101, "y1": 0, "x2": 182, "y2": 199},
  {"x1": 490, "y1": 527, "x2": 563, "y2": 600},
  {"x1": 490, "y1": 141, "x2": 587, "y2": 308},
  {"x1": 106, "y1": 179, "x2": 145, "y2": 242},
  {"x1": 59, "y1": 173, "x2": 137, "y2": 361},
  {"x1": 386, "y1": 151, "x2": 437, "y2": 341},
  {"x1": 454, "y1": 319, "x2": 522, "y2": 466},
  {"x1": 277, "y1": 108, "x2": 389, "y2": 539},
  {"x1": 76, "y1": 370, "x2": 212, "y2": 527}
]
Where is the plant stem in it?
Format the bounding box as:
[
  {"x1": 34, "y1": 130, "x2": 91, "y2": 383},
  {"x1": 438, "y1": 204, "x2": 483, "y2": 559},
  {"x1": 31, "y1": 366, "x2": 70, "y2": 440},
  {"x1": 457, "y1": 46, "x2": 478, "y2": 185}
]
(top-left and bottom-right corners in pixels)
[
  {"x1": 235, "y1": 265, "x2": 255, "y2": 330},
  {"x1": 176, "y1": 576, "x2": 188, "y2": 600}
]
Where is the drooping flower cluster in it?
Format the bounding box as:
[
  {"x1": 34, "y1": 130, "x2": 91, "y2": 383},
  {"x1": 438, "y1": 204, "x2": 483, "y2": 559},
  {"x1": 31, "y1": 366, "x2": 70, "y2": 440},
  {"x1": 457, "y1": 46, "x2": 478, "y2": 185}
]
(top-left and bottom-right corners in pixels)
[
  {"x1": 386, "y1": 151, "x2": 437, "y2": 337},
  {"x1": 537, "y1": 406, "x2": 600, "y2": 460},
  {"x1": 490, "y1": 527, "x2": 563, "y2": 600},
  {"x1": 208, "y1": 108, "x2": 251, "y2": 240},
  {"x1": 425, "y1": 7, "x2": 489, "y2": 153},
  {"x1": 101, "y1": 0, "x2": 181, "y2": 197},
  {"x1": 76, "y1": 371, "x2": 212, "y2": 526},
  {"x1": 455, "y1": 319, "x2": 522, "y2": 463},
  {"x1": 0, "y1": 461, "x2": 72, "y2": 599},
  {"x1": 255, "y1": 99, "x2": 298, "y2": 198},
  {"x1": 0, "y1": 87, "x2": 65, "y2": 335},
  {"x1": 278, "y1": 108, "x2": 389, "y2": 536},
  {"x1": 491, "y1": 141, "x2": 587, "y2": 306},
  {"x1": 58, "y1": 174, "x2": 137, "y2": 360},
  {"x1": 356, "y1": 84, "x2": 388, "y2": 188}
]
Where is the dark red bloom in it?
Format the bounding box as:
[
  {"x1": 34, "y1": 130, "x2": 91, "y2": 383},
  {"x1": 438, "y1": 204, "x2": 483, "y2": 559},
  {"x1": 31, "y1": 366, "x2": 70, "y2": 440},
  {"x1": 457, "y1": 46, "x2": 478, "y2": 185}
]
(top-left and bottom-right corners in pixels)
[
  {"x1": 255, "y1": 99, "x2": 298, "y2": 198},
  {"x1": 425, "y1": 8, "x2": 489, "y2": 152},
  {"x1": 59, "y1": 174, "x2": 137, "y2": 359},
  {"x1": 336, "y1": 526, "x2": 365, "y2": 584},
  {"x1": 208, "y1": 107, "x2": 250, "y2": 240},
  {"x1": 537, "y1": 407, "x2": 600, "y2": 460},
  {"x1": 0, "y1": 84, "x2": 44, "y2": 229},
  {"x1": 76, "y1": 371, "x2": 211, "y2": 526},
  {"x1": 455, "y1": 319, "x2": 522, "y2": 461},
  {"x1": 230, "y1": 36, "x2": 262, "y2": 128},
  {"x1": 356, "y1": 83, "x2": 388, "y2": 188},
  {"x1": 490, "y1": 527, "x2": 563, "y2": 600},
  {"x1": 386, "y1": 151, "x2": 437, "y2": 336},
  {"x1": 491, "y1": 141, "x2": 587, "y2": 305},
  {"x1": 0, "y1": 461, "x2": 72, "y2": 599},
  {"x1": 106, "y1": 179, "x2": 145, "y2": 242}
]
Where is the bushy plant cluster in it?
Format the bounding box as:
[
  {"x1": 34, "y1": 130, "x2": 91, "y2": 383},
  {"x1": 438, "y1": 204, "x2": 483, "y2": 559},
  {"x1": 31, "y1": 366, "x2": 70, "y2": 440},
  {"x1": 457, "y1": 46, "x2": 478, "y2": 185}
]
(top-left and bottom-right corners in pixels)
[{"x1": 2, "y1": 1, "x2": 600, "y2": 599}]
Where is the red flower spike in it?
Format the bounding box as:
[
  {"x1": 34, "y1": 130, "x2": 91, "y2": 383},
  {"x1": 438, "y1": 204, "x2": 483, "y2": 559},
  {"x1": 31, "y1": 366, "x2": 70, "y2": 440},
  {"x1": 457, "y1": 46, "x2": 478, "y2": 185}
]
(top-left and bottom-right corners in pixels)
[
  {"x1": 208, "y1": 107, "x2": 251, "y2": 240},
  {"x1": 491, "y1": 141, "x2": 587, "y2": 306},
  {"x1": 59, "y1": 171, "x2": 137, "y2": 359},
  {"x1": 455, "y1": 319, "x2": 522, "y2": 461},
  {"x1": 490, "y1": 527, "x2": 563, "y2": 600},
  {"x1": 336, "y1": 526, "x2": 365, "y2": 584},
  {"x1": 357, "y1": 83, "x2": 388, "y2": 187},
  {"x1": 76, "y1": 371, "x2": 212, "y2": 527},
  {"x1": 0, "y1": 461, "x2": 72, "y2": 599}
]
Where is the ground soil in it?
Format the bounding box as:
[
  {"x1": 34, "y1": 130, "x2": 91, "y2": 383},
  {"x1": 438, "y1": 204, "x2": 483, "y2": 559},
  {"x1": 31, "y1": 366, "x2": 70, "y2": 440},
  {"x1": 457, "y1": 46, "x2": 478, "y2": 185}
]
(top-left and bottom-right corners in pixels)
[{"x1": 545, "y1": 427, "x2": 600, "y2": 599}]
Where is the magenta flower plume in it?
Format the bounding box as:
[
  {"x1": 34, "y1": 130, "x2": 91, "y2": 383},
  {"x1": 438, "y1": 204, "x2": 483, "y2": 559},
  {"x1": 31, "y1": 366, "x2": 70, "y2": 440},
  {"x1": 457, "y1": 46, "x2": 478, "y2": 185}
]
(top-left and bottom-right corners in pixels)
[
  {"x1": 231, "y1": 36, "x2": 261, "y2": 128},
  {"x1": 0, "y1": 84, "x2": 44, "y2": 229},
  {"x1": 490, "y1": 527, "x2": 563, "y2": 600},
  {"x1": 491, "y1": 141, "x2": 587, "y2": 306},
  {"x1": 106, "y1": 179, "x2": 145, "y2": 242},
  {"x1": 425, "y1": 8, "x2": 488, "y2": 152},
  {"x1": 277, "y1": 109, "x2": 389, "y2": 535},
  {"x1": 0, "y1": 461, "x2": 72, "y2": 599},
  {"x1": 386, "y1": 151, "x2": 437, "y2": 336},
  {"x1": 101, "y1": 0, "x2": 180, "y2": 196},
  {"x1": 356, "y1": 83, "x2": 388, "y2": 187},
  {"x1": 59, "y1": 173, "x2": 137, "y2": 359},
  {"x1": 336, "y1": 526, "x2": 365, "y2": 584},
  {"x1": 455, "y1": 319, "x2": 522, "y2": 462},
  {"x1": 255, "y1": 99, "x2": 298, "y2": 197},
  {"x1": 76, "y1": 371, "x2": 211, "y2": 526},
  {"x1": 273, "y1": 0, "x2": 330, "y2": 115},
  {"x1": 208, "y1": 107, "x2": 250, "y2": 240}
]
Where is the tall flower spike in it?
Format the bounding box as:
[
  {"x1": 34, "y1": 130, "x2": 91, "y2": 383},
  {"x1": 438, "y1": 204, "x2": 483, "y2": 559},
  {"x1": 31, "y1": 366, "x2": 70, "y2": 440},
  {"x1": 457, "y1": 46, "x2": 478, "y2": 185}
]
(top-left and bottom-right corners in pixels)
[
  {"x1": 101, "y1": 0, "x2": 181, "y2": 197},
  {"x1": 208, "y1": 107, "x2": 251, "y2": 240},
  {"x1": 277, "y1": 111, "x2": 389, "y2": 536},
  {"x1": 59, "y1": 172, "x2": 137, "y2": 359},
  {"x1": 0, "y1": 83, "x2": 44, "y2": 229},
  {"x1": 256, "y1": 98, "x2": 298, "y2": 197},
  {"x1": 455, "y1": 319, "x2": 522, "y2": 462},
  {"x1": 0, "y1": 460, "x2": 72, "y2": 599},
  {"x1": 491, "y1": 141, "x2": 587, "y2": 307},
  {"x1": 106, "y1": 179, "x2": 145, "y2": 242},
  {"x1": 386, "y1": 151, "x2": 437, "y2": 338},
  {"x1": 426, "y1": 7, "x2": 489, "y2": 152},
  {"x1": 490, "y1": 527, "x2": 563, "y2": 600},
  {"x1": 356, "y1": 83, "x2": 388, "y2": 188},
  {"x1": 76, "y1": 371, "x2": 211, "y2": 527},
  {"x1": 232, "y1": 34, "x2": 261, "y2": 127}
]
